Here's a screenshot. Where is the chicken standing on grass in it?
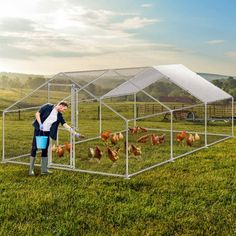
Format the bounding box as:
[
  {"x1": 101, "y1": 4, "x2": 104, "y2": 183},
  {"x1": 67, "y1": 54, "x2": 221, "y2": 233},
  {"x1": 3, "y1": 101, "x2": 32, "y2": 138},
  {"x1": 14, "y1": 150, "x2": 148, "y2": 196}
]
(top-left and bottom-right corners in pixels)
[
  {"x1": 107, "y1": 147, "x2": 120, "y2": 164},
  {"x1": 56, "y1": 145, "x2": 64, "y2": 157},
  {"x1": 177, "y1": 131, "x2": 187, "y2": 143},
  {"x1": 101, "y1": 131, "x2": 112, "y2": 142},
  {"x1": 137, "y1": 134, "x2": 150, "y2": 143}
]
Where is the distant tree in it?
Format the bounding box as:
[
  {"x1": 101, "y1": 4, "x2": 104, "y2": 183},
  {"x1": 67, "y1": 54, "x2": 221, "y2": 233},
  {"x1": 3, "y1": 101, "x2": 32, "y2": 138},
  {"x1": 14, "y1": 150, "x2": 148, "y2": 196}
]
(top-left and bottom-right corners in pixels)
[
  {"x1": 25, "y1": 77, "x2": 46, "y2": 89},
  {"x1": 212, "y1": 79, "x2": 223, "y2": 88}
]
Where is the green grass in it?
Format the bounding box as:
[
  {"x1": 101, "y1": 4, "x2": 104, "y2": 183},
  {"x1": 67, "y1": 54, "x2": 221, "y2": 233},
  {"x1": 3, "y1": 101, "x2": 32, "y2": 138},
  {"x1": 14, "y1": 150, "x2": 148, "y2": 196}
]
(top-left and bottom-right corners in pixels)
[
  {"x1": 0, "y1": 88, "x2": 235, "y2": 235},
  {"x1": 0, "y1": 116, "x2": 236, "y2": 235}
]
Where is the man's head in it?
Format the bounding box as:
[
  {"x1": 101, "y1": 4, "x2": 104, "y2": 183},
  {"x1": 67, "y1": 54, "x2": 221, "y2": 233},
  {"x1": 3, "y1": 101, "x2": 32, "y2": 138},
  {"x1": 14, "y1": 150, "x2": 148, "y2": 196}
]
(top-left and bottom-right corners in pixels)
[{"x1": 56, "y1": 101, "x2": 68, "y2": 113}]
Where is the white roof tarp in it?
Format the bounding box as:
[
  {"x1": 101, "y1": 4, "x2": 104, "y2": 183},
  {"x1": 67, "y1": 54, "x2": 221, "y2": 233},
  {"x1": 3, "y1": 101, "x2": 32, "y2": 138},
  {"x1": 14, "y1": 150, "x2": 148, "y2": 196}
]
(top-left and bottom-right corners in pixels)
[{"x1": 102, "y1": 64, "x2": 232, "y2": 103}]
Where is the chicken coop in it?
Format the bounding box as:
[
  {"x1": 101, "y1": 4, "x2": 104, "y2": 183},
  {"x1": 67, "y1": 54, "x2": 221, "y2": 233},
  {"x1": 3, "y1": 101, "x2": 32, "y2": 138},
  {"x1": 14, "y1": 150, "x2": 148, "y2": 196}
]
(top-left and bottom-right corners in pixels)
[{"x1": 2, "y1": 64, "x2": 234, "y2": 178}]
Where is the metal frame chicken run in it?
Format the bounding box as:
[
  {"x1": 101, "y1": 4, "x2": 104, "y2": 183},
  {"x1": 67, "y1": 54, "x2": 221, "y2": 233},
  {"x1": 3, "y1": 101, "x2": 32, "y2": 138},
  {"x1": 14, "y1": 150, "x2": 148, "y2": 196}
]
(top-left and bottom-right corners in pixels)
[{"x1": 2, "y1": 64, "x2": 234, "y2": 178}]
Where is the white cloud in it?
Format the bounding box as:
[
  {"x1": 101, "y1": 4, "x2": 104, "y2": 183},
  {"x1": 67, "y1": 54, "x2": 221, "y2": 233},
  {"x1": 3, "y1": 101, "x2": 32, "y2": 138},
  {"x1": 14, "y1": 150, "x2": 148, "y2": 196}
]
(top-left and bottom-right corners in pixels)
[
  {"x1": 206, "y1": 40, "x2": 225, "y2": 44},
  {"x1": 113, "y1": 16, "x2": 160, "y2": 30},
  {"x1": 141, "y1": 4, "x2": 153, "y2": 8}
]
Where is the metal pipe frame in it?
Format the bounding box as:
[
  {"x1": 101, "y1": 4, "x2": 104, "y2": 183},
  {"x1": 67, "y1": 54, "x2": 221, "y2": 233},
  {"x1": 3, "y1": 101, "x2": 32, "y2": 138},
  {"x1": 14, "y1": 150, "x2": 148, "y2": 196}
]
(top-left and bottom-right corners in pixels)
[
  {"x1": 2, "y1": 111, "x2": 5, "y2": 162},
  {"x1": 205, "y1": 103, "x2": 208, "y2": 146},
  {"x1": 232, "y1": 97, "x2": 234, "y2": 137},
  {"x1": 134, "y1": 93, "x2": 137, "y2": 127},
  {"x1": 2, "y1": 68, "x2": 234, "y2": 178}
]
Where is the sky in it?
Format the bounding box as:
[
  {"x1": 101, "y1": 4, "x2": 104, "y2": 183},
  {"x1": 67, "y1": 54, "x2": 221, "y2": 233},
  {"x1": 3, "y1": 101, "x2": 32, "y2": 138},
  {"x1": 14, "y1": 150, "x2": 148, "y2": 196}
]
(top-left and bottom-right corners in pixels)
[{"x1": 0, "y1": 0, "x2": 236, "y2": 75}]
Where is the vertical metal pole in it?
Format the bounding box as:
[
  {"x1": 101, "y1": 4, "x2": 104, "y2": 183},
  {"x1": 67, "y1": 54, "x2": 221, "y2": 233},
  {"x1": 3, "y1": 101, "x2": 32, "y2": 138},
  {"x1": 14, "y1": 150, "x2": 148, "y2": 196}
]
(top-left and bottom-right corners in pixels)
[
  {"x1": 232, "y1": 97, "x2": 234, "y2": 137},
  {"x1": 170, "y1": 111, "x2": 173, "y2": 160},
  {"x1": 125, "y1": 120, "x2": 129, "y2": 178},
  {"x1": 205, "y1": 103, "x2": 208, "y2": 146},
  {"x1": 56, "y1": 129, "x2": 59, "y2": 146},
  {"x1": 48, "y1": 138, "x2": 52, "y2": 166},
  {"x1": 76, "y1": 88, "x2": 79, "y2": 130},
  {"x1": 134, "y1": 93, "x2": 137, "y2": 127},
  {"x1": 2, "y1": 111, "x2": 5, "y2": 162},
  {"x1": 70, "y1": 85, "x2": 76, "y2": 168},
  {"x1": 99, "y1": 99, "x2": 102, "y2": 135}
]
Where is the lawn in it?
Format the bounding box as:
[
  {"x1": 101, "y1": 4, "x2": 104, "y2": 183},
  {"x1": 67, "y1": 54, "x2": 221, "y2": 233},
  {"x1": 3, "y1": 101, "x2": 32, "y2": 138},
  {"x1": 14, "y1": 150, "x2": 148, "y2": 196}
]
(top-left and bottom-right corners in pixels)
[
  {"x1": 0, "y1": 87, "x2": 235, "y2": 235},
  {"x1": 0, "y1": 114, "x2": 235, "y2": 235}
]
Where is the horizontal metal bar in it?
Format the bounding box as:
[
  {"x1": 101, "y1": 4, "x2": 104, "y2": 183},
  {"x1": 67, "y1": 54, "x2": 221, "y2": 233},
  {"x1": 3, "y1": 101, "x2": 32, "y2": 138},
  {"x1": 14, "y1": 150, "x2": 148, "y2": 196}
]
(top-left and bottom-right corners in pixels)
[
  {"x1": 48, "y1": 83, "x2": 74, "y2": 87},
  {"x1": 4, "y1": 153, "x2": 31, "y2": 161},
  {"x1": 206, "y1": 136, "x2": 231, "y2": 146},
  {"x1": 75, "y1": 136, "x2": 100, "y2": 144},
  {"x1": 4, "y1": 106, "x2": 41, "y2": 113},
  {"x1": 128, "y1": 110, "x2": 170, "y2": 122},
  {"x1": 128, "y1": 159, "x2": 171, "y2": 177},
  {"x1": 49, "y1": 163, "x2": 71, "y2": 168},
  {"x1": 4, "y1": 160, "x2": 41, "y2": 167},
  {"x1": 49, "y1": 165, "x2": 125, "y2": 178},
  {"x1": 63, "y1": 66, "x2": 148, "y2": 74}
]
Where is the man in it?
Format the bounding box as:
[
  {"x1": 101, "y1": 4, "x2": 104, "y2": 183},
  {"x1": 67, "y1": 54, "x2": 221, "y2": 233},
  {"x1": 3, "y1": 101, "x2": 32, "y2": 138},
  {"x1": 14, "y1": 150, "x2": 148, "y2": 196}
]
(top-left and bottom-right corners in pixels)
[{"x1": 29, "y1": 101, "x2": 82, "y2": 176}]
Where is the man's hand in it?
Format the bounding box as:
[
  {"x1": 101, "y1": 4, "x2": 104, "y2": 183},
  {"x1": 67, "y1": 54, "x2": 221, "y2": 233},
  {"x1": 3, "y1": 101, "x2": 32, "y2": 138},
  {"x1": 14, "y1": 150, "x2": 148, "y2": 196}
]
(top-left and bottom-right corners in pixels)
[{"x1": 75, "y1": 133, "x2": 85, "y2": 139}]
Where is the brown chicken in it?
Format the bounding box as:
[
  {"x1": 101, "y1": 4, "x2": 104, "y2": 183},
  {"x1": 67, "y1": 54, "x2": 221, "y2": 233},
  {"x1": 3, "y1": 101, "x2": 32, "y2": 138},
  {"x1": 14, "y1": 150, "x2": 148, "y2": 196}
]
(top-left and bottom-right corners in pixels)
[
  {"x1": 139, "y1": 126, "x2": 148, "y2": 132},
  {"x1": 137, "y1": 134, "x2": 150, "y2": 143},
  {"x1": 107, "y1": 147, "x2": 120, "y2": 163},
  {"x1": 159, "y1": 134, "x2": 166, "y2": 144},
  {"x1": 117, "y1": 132, "x2": 124, "y2": 140},
  {"x1": 131, "y1": 144, "x2": 142, "y2": 156},
  {"x1": 64, "y1": 142, "x2": 71, "y2": 153},
  {"x1": 110, "y1": 134, "x2": 119, "y2": 145},
  {"x1": 176, "y1": 131, "x2": 187, "y2": 142},
  {"x1": 101, "y1": 131, "x2": 112, "y2": 142},
  {"x1": 56, "y1": 145, "x2": 64, "y2": 157},
  {"x1": 94, "y1": 146, "x2": 103, "y2": 160},
  {"x1": 51, "y1": 144, "x2": 57, "y2": 152},
  {"x1": 151, "y1": 134, "x2": 160, "y2": 145},
  {"x1": 186, "y1": 134, "x2": 195, "y2": 146},
  {"x1": 129, "y1": 126, "x2": 139, "y2": 135}
]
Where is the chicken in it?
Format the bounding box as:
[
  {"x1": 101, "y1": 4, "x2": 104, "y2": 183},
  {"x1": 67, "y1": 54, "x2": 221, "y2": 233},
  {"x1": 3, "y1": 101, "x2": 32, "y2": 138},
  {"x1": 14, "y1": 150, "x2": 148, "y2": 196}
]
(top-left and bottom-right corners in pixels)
[
  {"x1": 51, "y1": 144, "x2": 57, "y2": 152},
  {"x1": 124, "y1": 141, "x2": 132, "y2": 154},
  {"x1": 110, "y1": 133, "x2": 119, "y2": 145},
  {"x1": 186, "y1": 134, "x2": 195, "y2": 146},
  {"x1": 56, "y1": 145, "x2": 64, "y2": 157},
  {"x1": 151, "y1": 134, "x2": 160, "y2": 145},
  {"x1": 117, "y1": 132, "x2": 124, "y2": 140},
  {"x1": 101, "y1": 131, "x2": 112, "y2": 142},
  {"x1": 137, "y1": 134, "x2": 150, "y2": 143},
  {"x1": 107, "y1": 147, "x2": 120, "y2": 163},
  {"x1": 176, "y1": 131, "x2": 187, "y2": 142},
  {"x1": 129, "y1": 126, "x2": 139, "y2": 135},
  {"x1": 194, "y1": 133, "x2": 200, "y2": 141},
  {"x1": 138, "y1": 126, "x2": 148, "y2": 132},
  {"x1": 64, "y1": 142, "x2": 71, "y2": 153},
  {"x1": 88, "y1": 147, "x2": 95, "y2": 159},
  {"x1": 159, "y1": 134, "x2": 166, "y2": 144},
  {"x1": 94, "y1": 146, "x2": 103, "y2": 160},
  {"x1": 131, "y1": 144, "x2": 142, "y2": 156}
]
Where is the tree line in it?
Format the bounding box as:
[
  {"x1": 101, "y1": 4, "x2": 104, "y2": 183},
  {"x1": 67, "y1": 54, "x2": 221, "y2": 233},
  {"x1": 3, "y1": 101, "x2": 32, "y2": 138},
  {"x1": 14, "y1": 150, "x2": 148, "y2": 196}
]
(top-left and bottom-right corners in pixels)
[
  {"x1": 211, "y1": 76, "x2": 236, "y2": 99},
  {"x1": 0, "y1": 74, "x2": 235, "y2": 99},
  {"x1": 0, "y1": 76, "x2": 46, "y2": 89}
]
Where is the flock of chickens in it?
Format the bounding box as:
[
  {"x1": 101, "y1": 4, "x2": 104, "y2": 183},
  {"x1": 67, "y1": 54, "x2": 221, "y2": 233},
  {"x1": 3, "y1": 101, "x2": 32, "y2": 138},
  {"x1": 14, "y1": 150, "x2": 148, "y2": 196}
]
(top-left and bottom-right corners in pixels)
[
  {"x1": 51, "y1": 127, "x2": 201, "y2": 165},
  {"x1": 51, "y1": 142, "x2": 71, "y2": 157},
  {"x1": 88, "y1": 126, "x2": 167, "y2": 165},
  {"x1": 176, "y1": 130, "x2": 200, "y2": 146}
]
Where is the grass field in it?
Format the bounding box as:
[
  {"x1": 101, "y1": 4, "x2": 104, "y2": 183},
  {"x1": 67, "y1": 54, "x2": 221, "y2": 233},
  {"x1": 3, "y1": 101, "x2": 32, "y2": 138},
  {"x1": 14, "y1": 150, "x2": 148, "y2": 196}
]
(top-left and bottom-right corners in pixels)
[
  {"x1": 0, "y1": 88, "x2": 236, "y2": 235},
  {"x1": 0, "y1": 114, "x2": 236, "y2": 235}
]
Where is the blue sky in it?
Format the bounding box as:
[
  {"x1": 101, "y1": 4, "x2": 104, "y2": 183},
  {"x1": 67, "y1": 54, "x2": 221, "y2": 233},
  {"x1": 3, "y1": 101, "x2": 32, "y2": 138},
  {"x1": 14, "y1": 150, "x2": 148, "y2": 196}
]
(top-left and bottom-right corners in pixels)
[{"x1": 0, "y1": 0, "x2": 235, "y2": 75}]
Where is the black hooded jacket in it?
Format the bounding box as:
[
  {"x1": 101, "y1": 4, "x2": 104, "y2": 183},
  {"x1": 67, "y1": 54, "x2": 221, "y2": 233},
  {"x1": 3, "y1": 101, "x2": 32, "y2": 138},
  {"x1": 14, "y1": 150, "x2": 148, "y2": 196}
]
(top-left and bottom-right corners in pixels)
[{"x1": 32, "y1": 103, "x2": 66, "y2": 140}]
